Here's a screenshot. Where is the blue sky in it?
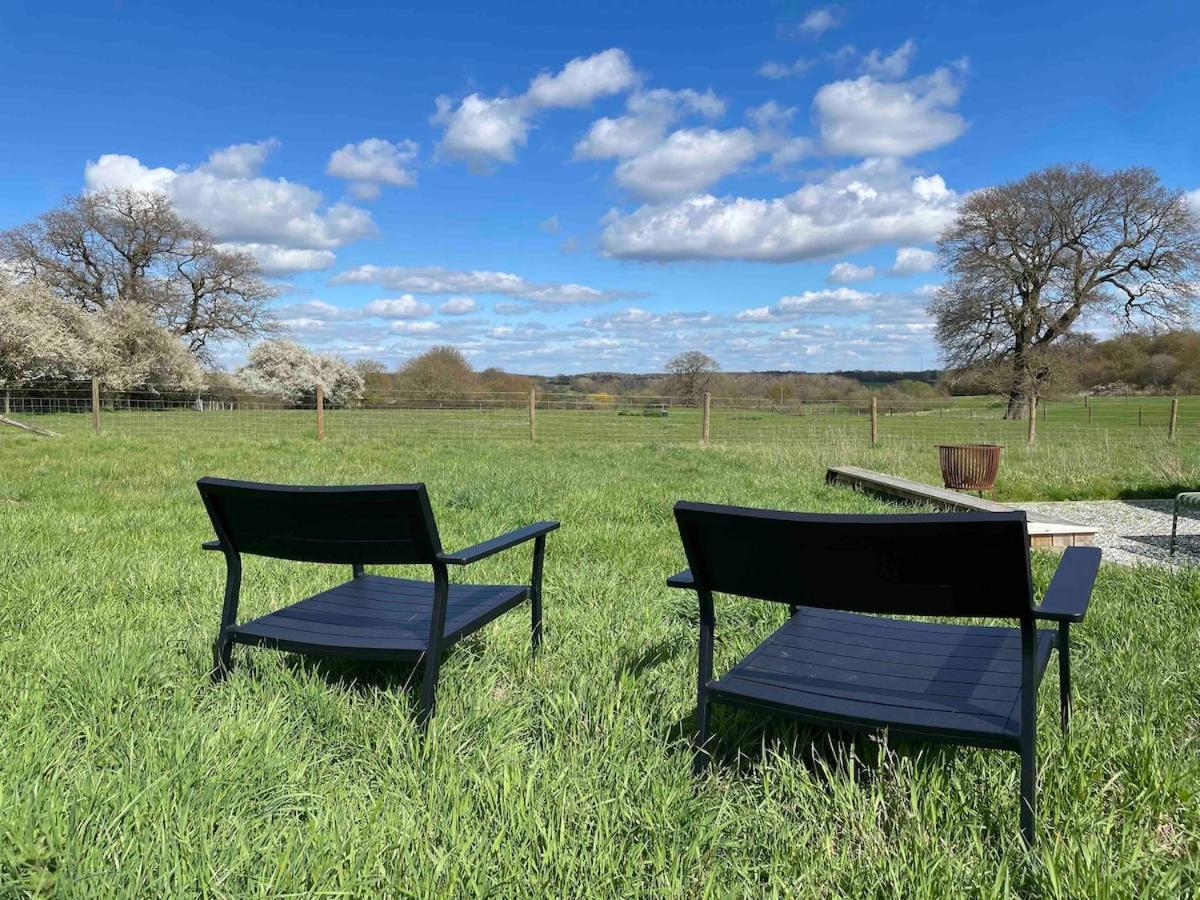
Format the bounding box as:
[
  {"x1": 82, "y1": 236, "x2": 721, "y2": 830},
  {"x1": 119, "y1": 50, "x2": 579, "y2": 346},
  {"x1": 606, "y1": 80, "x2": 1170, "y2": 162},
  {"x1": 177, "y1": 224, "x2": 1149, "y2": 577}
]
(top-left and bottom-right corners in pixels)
[{"x1": 2, "y1": 0, "x2": 1198, "y2": 374}]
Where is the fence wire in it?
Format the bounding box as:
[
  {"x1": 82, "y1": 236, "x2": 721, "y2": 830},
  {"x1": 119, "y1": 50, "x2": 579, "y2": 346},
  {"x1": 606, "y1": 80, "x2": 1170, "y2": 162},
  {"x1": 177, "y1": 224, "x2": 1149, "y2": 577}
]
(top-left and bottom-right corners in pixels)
[{"x1": 2, "y1": 382, "x2": 1198, "y2": 448}]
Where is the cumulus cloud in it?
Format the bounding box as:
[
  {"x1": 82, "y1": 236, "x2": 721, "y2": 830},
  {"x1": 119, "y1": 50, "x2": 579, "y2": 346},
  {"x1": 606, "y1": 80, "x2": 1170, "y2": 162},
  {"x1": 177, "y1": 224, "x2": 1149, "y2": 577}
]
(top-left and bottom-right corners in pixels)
[
  {"x1": 814, "y1": 65, "x2": 967, "y2": 157},
  {"x1": 439, "y1": 296, "x2": 479, "y2": 315},
  {"x1": 203, "y1": 139, "x2": 281, "y2": 178},
  {"x1": 330, "y1": 264, "x2": 641, "y2": 305},
  {"x1": 581, "y1": 307, "x2": 715, "y2": 331},
  {"x1": 326, "y1": 138, "x2": 418, "y2": 198},
  {"x1": 829, "y1": 261, "x2": 875, "y2": 282},
  {"x1": 525, "y1": 48, "x2": 638, "y2": 108},
  {"x1": 614, "y1": 127, "x2": 758, "y2": 200},
  {"x1": 275, "y1": 299, "x2": 366, "y2": 321},
  {"x1": 365, "y1": 295, "x2": 434, "y2": 318},
  {"x1": 601, "y1": 158, "x2": 958, "y2": 262},
  {"x1": 574, "y1": 88, "x2": 725, "y2": 160},
  {"x1": 892, "y1": 246, "x2": 938, "y2": 275},
  {"x1": 390, "y1": 320, "x2": 441, "y2": 334},
  {"x1": 786, "y1": 7, "x2": 843, "y2": 38},
  {"x1": 222, "y1": 244, "x2": 336, "y2": 275},
  {"x1": 84, "y1": 141, "x2": 376, "y2": 275},
  {"x1": 860, "y1": 40, "x2": 917, "y2": 78},
  {"x1": 735, "y1": 287, "x2": 877, "y2": 320},
  {"x1": 435, "y1": 49, "x2": 637, "y2": 169},
  {"x1": 576, "y1": 337, "x2": 620, "y2": 349}
]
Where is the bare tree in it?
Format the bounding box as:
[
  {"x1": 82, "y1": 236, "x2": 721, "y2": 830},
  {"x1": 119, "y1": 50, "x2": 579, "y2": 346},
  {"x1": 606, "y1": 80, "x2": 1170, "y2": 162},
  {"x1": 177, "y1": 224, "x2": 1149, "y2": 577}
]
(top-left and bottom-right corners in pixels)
[
  {"x1": 0, "y1": 189, "x2": 276, "y2": 359},
  {"x1": 930, "y1": 164, "x2": 1200, "y2": 417},
  {"x1": 664, "y1": 351, "x2": 719, "y2": 405}
]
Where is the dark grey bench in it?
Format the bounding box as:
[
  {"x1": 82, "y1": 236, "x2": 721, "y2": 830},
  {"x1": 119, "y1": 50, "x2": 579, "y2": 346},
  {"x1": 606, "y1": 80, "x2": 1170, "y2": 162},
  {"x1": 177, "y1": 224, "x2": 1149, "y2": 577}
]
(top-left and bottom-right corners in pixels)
[
  {"x1": 198, "y1": 477, "x2": 558, "y2": 722},
  {"x1": 668, "y1": 502, "x2": 1100, "y2": 845}
]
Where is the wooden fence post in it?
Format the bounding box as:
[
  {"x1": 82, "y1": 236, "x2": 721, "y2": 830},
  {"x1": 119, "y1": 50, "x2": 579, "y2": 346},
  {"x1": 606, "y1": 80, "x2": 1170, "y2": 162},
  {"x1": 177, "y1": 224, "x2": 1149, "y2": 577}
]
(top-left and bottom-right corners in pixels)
[
  {"x1": 1027, "y1": 394, "x2": 1037, "y2": 446},
  {"x1": 1169, "y1": 396, "x2": 1179, "y2": 441},
  {"x1": 90, "y1": 376, "x2": 101, "y2": 434},
  {"x1": 316, "y1": 385, "x2": 326, "y2": 441},
  {"x1": 702, "y1": 392, "x2": 711, "y2": 446},
  {"x1": 3, "y1": 389, "x2": 9, "y2": 416},
  {"x1": 870, "y1": 395, "x2": 878, "y2": 448},
  {"x1": 529, "y1": 388, "x2": 537, "y2": 442}
]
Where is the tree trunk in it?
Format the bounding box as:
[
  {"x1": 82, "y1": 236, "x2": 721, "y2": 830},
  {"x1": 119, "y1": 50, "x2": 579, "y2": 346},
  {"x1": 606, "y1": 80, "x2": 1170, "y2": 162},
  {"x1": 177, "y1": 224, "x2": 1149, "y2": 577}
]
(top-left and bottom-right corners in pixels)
[{"x1": 1004, "y1": 351, "x2": 1031, "y2": 420}]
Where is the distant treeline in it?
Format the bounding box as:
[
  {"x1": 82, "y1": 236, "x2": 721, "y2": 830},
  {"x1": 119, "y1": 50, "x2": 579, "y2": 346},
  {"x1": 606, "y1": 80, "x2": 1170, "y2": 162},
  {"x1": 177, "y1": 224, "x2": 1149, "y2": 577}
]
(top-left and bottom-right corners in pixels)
[{"x1": 338, "y1": 330, "x2": 1200, "y2": 407}]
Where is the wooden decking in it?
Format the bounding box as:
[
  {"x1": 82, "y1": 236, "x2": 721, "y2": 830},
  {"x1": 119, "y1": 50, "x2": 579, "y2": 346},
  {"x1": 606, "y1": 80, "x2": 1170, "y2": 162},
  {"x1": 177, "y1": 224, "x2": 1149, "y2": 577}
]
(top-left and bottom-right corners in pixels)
[{"x1": 826, "y1": 465, "x2": 1096, "y2": 549}]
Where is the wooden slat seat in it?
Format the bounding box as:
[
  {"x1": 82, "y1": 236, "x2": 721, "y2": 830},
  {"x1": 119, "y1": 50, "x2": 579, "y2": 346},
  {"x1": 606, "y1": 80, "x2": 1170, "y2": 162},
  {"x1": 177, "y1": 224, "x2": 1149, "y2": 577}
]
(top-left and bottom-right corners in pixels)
[
  {"x1": 198, "y1": 477, "x2": 559, "y2": 722},
  {"x1": 231, "y1": 575, "x2": 528, "y2": 660},
  {"x1": 668, "y1": 501, "x2": 1102, "y2": 844},
  {"x1": 711, "y1": 608, "x2": 1055, "y2": 748}
]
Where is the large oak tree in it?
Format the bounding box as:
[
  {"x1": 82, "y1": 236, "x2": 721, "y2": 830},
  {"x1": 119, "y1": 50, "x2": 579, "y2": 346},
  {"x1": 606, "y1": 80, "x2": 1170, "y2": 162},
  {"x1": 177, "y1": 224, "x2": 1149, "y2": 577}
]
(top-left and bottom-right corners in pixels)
[
  {"x1": 0, "y1": 188, "x2": 276, "y2": 359},
  {"x1": 929, "y1": 164, "x2": 1200, "y2": 417}
]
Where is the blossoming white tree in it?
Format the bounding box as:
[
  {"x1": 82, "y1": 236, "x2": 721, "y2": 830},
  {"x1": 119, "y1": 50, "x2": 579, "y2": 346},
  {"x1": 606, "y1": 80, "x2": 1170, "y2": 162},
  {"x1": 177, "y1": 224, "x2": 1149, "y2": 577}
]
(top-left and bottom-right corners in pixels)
[{"x1": 238, "y1": 340, "x2": 364, "y2": 407}]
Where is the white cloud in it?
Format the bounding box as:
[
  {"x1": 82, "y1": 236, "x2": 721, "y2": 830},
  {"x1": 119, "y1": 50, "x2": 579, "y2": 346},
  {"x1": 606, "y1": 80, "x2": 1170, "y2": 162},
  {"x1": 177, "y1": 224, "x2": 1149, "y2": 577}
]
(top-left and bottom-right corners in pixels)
[
  {"x1": 222, "y1": 244, "x2": 336, "y2": 275},
  {"x1": 275, "y1": 299, "x2": 365, "y2": 321},
  {"x1": 892, "y1": 246, "x2": 938, "y2": 275},
  {"x1": 365, "y1": 295, "x2": 434, "y2": 318},
  {"x1": 560, "y1": 236, "x2": 580, "y2": 253},
  {"x1": 433, "y1": 94, "x2": 529, "y2": 170},
  {"x1": 576, "y1": 337, "x2": 620, "y2": 349},
  {"x1": 574, "y1": 88, "x2": 725, "y2": 160},
  {"x1": 860, "y1": 40, "x2": 917, "y2": 79},
  {"x1": 202, "y1": 139, "x2": 280, "y2": 178},
  {"x1": 614, "y1": 127, "x2": 758, "y2": 200},
  {"x1": 792, "y1": 7, "x2": 843, "y2": 37},
  {"x1": 84, "y1": 142, "x2": 376, "y2": 275},
  {"x1": 601, "y1": 158, "x2": 958, "y2": 262},
  {"x1": 1186, "y1": 188, "x2": 1200, "y2": 211},
  {"x1": 439, "y1": 296, "x2": 479, "y2": 315},
  {"x1": 390, "y1": 320, "x2": 441, "y2": 334},
  {"x1": 525, "y1": 48, "x2": 638, "y2": 108},
  {"x1": 736, "y1": 287, "x2": 876, "y2": 319},
  {"x1": 829, "y1": 261, "x2": 875, "y2": 282},
  {"x1": 435, "y1": 49, "x2": 637, "y2": 169},
  {"x1": 326, "y1": 138, "x2": 418, "y2": 198},
  {"x1": 494, "y1": 302, "x2": 530, "y2": 315},
  {"x1": 758, "y1": 59, "x2": 813, "y2": 79},
  {"x1": 814, "y1": 65, "x2": 967, "y2": 157},
  {"x1": 539, "y1": 215, "x2": 560, "y2": 234},
  {"x1": 331, "y1": 264, "x2": 640, "y2": 305}
]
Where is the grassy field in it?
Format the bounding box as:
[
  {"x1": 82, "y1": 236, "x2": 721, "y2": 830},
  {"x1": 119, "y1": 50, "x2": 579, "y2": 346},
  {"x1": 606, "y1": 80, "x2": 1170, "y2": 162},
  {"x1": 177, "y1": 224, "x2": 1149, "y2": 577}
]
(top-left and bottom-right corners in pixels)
[{"x1": 1, "y1": 428, "x2": 1198, "y2": 895}]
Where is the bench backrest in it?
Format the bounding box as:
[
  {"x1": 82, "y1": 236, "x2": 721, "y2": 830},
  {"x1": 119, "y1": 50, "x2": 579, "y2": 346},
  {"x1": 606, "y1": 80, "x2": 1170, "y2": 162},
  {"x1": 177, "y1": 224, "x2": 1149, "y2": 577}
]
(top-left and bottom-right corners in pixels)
[
  {"x1": 674, "y1": 501, "x2": 1034, "y2": 618},
  {"x1": 198, "y1": 477, "x2": 442, "y2": 565}
]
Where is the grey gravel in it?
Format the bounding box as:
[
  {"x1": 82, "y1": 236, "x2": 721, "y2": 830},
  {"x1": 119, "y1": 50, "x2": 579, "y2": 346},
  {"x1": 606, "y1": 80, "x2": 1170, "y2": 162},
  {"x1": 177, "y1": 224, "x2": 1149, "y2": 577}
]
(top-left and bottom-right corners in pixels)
[{"x1": 1012, "y1": 499, "x2": 1200, "y2": 568}]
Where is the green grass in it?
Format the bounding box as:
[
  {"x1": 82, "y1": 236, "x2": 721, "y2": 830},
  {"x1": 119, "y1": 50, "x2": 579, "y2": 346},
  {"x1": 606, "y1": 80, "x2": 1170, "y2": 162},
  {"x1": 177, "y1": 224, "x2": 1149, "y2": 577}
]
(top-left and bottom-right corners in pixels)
[{"x1": 1, "y1": 429, "x2": 1198, "y2": 895}]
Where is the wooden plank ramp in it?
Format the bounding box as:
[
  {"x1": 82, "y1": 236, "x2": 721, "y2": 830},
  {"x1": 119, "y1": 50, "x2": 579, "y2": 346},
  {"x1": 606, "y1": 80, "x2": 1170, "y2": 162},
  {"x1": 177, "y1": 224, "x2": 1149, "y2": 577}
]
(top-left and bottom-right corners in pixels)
[{"x1": 826, "y1": 465, "x2": 1096, "y2": 549}]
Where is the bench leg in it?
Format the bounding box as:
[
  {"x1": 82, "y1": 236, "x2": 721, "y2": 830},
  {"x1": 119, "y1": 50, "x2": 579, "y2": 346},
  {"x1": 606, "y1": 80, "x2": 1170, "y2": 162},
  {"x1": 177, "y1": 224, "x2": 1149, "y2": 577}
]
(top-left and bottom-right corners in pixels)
[
  {"x1": 530, "y1": 535, "x2": 546, "y2": 654},
  {"x1": 1019, "y1": 618, "x2": 1037, "y2": 846},
  {"x1": 418, "y1": 652, "x2": 442, "y2": 726},
  {"x1": 693, "y1": 694, "x2": 712, "y2": 775},
  {"x1": 212, "y1": 635, "x2": 233, "y2": 683},
  {"x1": 1019, "y1": 740, "x2": 1036, "y2": 846},
  {"x1": 1058, "y1": 623, "x2": 1071, "y2": 735}
]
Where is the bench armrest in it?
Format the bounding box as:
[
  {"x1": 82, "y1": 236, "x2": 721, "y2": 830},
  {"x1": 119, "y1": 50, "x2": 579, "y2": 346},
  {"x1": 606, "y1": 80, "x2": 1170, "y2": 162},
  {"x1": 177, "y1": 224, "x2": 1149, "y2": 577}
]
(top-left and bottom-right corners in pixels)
[
  {"x1": 1034, "y1": 546, "x2": 1101, "y2": 623},
  {"x1": 437, "y1": 521, "x2": 560, "y2": 566},
  {"x1": 202, "y1": 539, "x2": 224, "y2": 552},
  {"x1": 667, "y1": 568, "x2": 695, "y2": 589}
]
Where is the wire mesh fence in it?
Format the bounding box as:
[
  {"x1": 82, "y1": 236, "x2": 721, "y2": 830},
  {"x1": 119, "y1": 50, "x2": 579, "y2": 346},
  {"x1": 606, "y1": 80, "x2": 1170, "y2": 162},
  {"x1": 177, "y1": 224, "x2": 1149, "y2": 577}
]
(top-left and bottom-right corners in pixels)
[{"x1": 2, "y1": 381, "x2": 1198, "y2": 448}]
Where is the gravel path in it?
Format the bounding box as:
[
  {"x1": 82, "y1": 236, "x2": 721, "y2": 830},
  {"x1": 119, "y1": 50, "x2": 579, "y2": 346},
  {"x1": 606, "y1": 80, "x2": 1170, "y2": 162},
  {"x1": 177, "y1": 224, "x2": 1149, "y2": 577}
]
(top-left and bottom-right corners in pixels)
[{"x1": 1013, "y1": 499, "x2": 1200, "y2": 567}]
